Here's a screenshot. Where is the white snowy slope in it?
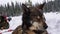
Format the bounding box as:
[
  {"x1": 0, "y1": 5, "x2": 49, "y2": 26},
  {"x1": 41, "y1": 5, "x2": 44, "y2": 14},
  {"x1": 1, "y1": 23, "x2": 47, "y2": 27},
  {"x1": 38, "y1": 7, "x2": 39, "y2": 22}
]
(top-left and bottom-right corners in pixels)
[
  {"x1": 0, "y1": 12, "x2": 60, "y2": 34},
  {"x1": 44, "y1": 12, "x2": 60, "y2": 34}
]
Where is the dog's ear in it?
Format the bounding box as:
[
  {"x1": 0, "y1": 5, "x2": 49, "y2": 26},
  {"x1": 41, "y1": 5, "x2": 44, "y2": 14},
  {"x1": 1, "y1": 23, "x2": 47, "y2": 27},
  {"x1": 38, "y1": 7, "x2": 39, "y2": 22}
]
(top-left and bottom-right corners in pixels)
[
  {"x1": 22, "y1": 4, "x2": 27, "y2": 9},
  {"x1": 36, "y1": 2, "x2": 46, "y2": 10},
  {"x1": 22, "y1": 4, "x2": 29, "y2": 12}
]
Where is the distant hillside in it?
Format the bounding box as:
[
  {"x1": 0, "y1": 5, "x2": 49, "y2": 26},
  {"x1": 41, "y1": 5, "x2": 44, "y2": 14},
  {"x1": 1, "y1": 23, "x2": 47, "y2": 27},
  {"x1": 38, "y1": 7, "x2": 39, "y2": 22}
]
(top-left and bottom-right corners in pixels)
[
  {"x1": 43, "y1": 0, "x2": 60, "y2": 12},
  {"x1": 0, "y1": 0, "x2": 60, "y2": 16},
  {"x1": 0, "y1": 2, "x2": 22, "y2": 16}
]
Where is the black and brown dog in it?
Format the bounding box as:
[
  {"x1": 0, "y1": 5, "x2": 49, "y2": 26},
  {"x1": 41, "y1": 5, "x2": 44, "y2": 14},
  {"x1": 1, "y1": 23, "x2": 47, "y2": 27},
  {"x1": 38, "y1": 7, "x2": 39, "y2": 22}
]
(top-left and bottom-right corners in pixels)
[
  {"x1": 0, "y1": 16, "x2": 11, "y2": 30},
  {"x1": 12, "y1": 2, "x2": 48, "y2": 34}
]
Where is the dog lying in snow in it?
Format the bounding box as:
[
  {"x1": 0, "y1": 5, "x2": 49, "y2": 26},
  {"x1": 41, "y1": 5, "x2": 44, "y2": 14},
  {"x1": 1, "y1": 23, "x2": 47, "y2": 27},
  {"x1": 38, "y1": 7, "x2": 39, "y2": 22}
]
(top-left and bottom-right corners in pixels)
[{"x1": 12, "y1": 2, "x2": 48, "y2": 34}]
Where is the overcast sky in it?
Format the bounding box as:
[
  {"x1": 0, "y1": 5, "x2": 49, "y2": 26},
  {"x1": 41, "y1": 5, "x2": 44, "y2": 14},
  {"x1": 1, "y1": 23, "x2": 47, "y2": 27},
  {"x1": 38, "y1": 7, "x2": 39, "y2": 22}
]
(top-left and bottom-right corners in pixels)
[{"x1": 0, "y1": 0, "x2": 55, "y2": 5}]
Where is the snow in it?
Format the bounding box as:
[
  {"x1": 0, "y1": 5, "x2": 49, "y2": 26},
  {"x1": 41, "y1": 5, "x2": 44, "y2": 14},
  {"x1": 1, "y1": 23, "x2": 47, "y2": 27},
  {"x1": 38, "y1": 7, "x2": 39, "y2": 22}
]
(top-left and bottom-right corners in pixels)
[
  {"x1": 44, "y1": 12, "x2": 60, "y2": 34},
  {"x1": 0, "y1": 12, "x2": 60, "y2": 34},
  {"x1": 9, "y1": 16, "x2": 22, "y2": 30}
]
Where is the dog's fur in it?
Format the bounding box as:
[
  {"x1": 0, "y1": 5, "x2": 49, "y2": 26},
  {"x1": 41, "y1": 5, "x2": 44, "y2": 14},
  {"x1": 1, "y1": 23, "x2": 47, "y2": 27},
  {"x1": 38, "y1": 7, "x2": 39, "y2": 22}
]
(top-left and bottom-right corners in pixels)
[
  {"x1": 12, "y1": 2, "x2": 48, "y2": 34},
  {"x1": 12, "y1": 25, "x2": 48, "y2": 34}
]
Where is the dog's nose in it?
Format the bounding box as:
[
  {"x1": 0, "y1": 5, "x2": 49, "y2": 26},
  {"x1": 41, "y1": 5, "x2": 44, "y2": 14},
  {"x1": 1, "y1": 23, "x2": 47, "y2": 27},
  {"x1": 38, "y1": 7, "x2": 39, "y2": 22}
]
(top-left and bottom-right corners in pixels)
[{"x1": 43, "y1": 24, "x2": 48, "y2": 29}]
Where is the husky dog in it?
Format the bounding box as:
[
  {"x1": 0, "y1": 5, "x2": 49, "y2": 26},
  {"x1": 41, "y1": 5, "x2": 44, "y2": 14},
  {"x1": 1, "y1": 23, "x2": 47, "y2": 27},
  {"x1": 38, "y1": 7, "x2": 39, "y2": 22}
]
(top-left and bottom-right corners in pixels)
[{"x1": 12, "y1": 2, "x2": 48, "y2": 34}]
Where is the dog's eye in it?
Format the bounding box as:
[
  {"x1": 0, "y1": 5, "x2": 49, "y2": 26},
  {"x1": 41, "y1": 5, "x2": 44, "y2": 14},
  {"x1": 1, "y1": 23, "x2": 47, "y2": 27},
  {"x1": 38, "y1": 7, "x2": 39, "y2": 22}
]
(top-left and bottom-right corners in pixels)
[
  {"x1": 30, "y1": 21, "x2": 33, "y2": 24},
  {"x1": 37, "y1": 16, "x2": 40, "y2": 19}
]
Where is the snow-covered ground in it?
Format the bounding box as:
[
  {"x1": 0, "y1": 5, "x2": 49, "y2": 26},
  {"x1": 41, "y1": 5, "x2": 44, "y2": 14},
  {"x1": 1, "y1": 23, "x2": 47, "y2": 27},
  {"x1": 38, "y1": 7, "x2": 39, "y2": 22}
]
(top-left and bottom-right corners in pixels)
[
  {"x1": 44, "y1": 12, "x2": 60, "y2": 34},
  {"x1": 0, "y1": 12, "x2": 60, "y2": 34}
]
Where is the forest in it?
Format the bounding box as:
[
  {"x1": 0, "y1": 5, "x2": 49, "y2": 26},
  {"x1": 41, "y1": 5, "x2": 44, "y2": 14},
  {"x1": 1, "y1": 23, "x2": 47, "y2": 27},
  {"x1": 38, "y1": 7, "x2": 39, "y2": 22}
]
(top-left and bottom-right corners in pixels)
[{"x1": 0, "y1": 0, "x2": 60, "y2": 16}]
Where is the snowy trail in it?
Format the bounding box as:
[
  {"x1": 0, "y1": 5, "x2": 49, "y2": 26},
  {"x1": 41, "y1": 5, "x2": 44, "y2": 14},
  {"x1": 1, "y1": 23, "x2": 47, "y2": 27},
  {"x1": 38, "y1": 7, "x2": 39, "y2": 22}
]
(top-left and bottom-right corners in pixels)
[
  {"x1": 0, "y1": 12, "x2": 60, "y2": 34},
  {"x1": 44, "y1": 12, "x2": 60, "y2": 34}
]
